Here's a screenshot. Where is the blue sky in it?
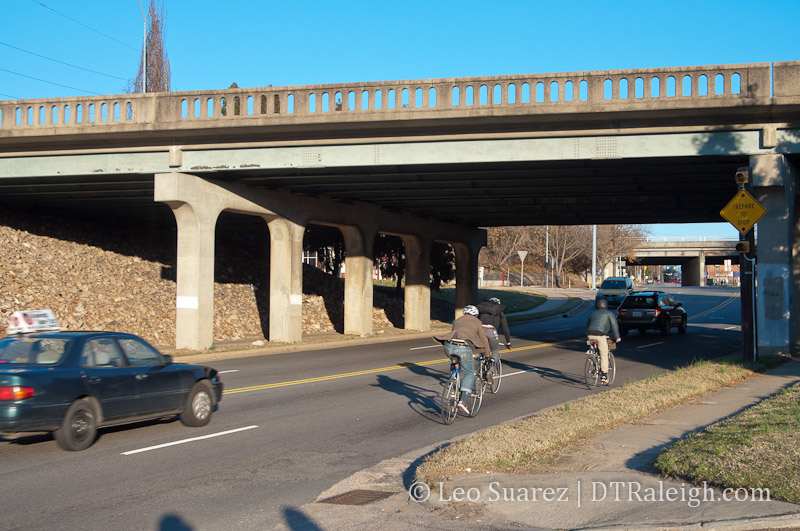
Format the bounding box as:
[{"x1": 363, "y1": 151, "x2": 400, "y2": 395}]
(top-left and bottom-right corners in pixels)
[{"x1": 3, "y1": 0, "x2": 797, "y2": 239}]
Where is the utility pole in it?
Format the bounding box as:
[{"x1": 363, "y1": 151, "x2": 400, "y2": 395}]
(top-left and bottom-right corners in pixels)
[
  {"x1": 591, "y1": 225, "x2": 597, "y2": 290},
  {"x1": 139, "y1": 0, "x2": 147, "y2": 93},
  {"x1": 545, "y1": 226, "x2": 549, "y2": 288}
]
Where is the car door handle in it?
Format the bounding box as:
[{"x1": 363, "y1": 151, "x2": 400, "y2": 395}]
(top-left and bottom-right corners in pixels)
[
  {"x1": 136, "y1": 374, "x2": 148, "y2": 380},
  {"x1": 88, "y1": 378, "x2": 102, "y2": 384}
]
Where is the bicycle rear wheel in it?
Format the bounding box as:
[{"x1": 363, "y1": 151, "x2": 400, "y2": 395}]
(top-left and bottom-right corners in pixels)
[
  {"x1": 607, "y1": 352, "x2": 616, "y2": 385},
  {"x1": 584, "y1": 351, "x2": 600, "y2": 389},
  {"x1": 441, "y1": 378, "x2": 459, "y2": 424},
  {"x1": 487, "y1": 357, "x2": 501, "y2": 394},
  {"x1": 467, "y1": 376, "x2": 484, "y2": 417}
]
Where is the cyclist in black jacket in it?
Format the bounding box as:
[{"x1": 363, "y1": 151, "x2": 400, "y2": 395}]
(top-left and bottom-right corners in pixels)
[{"x1": 477, "y1": 297, "x2": 512, "y2": 359}]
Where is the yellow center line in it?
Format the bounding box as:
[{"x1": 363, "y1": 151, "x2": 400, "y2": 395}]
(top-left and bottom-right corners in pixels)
[{"x1": 223, "y1": 340, "x2": 575, "y2": 395}]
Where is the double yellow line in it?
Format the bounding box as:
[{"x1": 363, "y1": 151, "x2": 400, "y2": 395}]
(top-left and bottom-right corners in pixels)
[{"x1": 223, "y1": 340, "x2": 570, "y2": 395}]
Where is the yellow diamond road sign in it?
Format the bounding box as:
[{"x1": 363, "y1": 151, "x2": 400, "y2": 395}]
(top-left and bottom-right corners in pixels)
[{"x1": 720, "y1": 189, "x2": 766, "y2": 236}]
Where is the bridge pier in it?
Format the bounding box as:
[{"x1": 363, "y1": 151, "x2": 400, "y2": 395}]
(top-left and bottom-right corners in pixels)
[
  {"x1": 155, "y1": 172, "x2": 485, "y2": 350},
  {"x1": 752, "y1": 154, "x2": 800, "y2": 356},
  {"x1": 682, "y1": 253, "x2": 706, "y2": 287}
]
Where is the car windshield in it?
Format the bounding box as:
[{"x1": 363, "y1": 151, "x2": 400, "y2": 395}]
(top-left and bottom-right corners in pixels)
[
  {"x1": 621, "y1": 296, "x2": 656, "y2": 309},
  {"x1": 600, "y1": 280, "x2": 627, "y2": 290},
  {"x1": 0, "y1": 337, "x2": 71, "y2": 365}
]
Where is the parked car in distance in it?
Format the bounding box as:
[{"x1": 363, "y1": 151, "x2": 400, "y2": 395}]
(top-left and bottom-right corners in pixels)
[
  {"x1": 595, "y1": 277, "x2": 634, "y2": 308},
  {"x1": 0, "y1": 310, "x2": 223, "y2": 451},
  {"x1": 616, "y1": 291, "x2": 687, "y2": 336}
]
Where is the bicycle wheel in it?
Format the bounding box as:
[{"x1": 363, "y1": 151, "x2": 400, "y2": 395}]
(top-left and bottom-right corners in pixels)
[
  {"x1": 467, "y1": 375, "x2": 484, "y2": 417},
  {"x1": 584, "y1": 351, "x2": 600, "y2": 389},
  {"x1": 487, "y1": 357, "x2": 501, "y2": 394},
  {"x1": 607, "y1": 352, "x2": 616, "y2": 385},
  {"x1": 440, "y1": 378, "x2": 459, "y2": 424}
]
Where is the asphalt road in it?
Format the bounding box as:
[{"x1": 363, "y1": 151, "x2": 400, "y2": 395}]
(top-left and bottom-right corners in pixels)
[{"x1": 0, "y1": 286, "x2": 742, "y2": 530}]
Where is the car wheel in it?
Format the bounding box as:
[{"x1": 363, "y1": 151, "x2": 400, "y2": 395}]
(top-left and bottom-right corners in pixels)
[
  {"x1": 619, "y1": 327, "x2": 628, "y2": 337},
  {"x1": 54, "y1": 398, "x2": 98, "y2": 451},
  {"x1": 660, "y1": 318, "x2": 671, "y2": 336},
  {"x1": 679, "y1": 315, "x2": 688, "y2": 334},
  {"x1": 180, "y1": 380, "x2": 214, "y2": 427}
]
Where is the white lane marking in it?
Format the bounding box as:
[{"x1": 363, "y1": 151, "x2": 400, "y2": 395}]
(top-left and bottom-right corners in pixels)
[
  {"x1": 548, "y1": 328, "x2": 571, "y2": 333},
  {"x1": 499, "y1": 369, "x2": 539, "y2": 378},
  {"x1": 217, "y1": 370, "x2": 239, "y2": 374},
  {"x1": 725, "y1": 326, "x2": 737, "y2": 330},
  {"x1": 121, "y1": 425, "x2": 258, "y2": 456},
  {"x1": 637, "y1": 342, "x2": 664, "y2": 349},
  {"x1": 409, "y1": 345, "x2": 440, "y2": 350}
]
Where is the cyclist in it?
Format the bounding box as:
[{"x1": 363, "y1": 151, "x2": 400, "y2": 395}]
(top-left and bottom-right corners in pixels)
[
  {"x1": 477, "y1": 297, "x2": 512, "y2": 359},
  {"x1": 434, "y1": 305, "x2": 491, "y2": 414},
  {"x1": 586, "y1": 298, "x2": 621, "y2": 385}
]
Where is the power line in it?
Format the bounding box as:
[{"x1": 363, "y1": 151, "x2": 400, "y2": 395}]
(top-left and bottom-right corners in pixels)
[
  {"x1": 1, "y1": 92, "x2": 22, "y2": 100},
  {"x1": 28, "y1": 0, "x2": 139, "y2": 52},
  {"x1": 0, "y1": 68, "x2": 103, "y2": 96},
  {"x1": 0, "y1": 41, "x2": 128, "y2": 81}
]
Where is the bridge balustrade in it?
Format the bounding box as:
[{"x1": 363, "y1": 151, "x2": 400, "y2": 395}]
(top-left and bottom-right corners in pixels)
[{"x1": 1, "y1": 62, "x2": 797, "y2": 132}]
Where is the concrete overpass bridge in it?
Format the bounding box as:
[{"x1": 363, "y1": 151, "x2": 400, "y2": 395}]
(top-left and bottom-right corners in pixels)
[
  {"x1": 631, "y1": 238, "x2": 740, "y2": 286},
  {"x1": 1, "y1": 61, "x2": 800, "y2": 355}
]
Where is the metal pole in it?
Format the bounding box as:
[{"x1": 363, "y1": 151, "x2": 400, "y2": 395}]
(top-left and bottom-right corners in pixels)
[
  {"x1": 545, "y1": 226, "x2": 549, "y2": 288},
  {"x1": 591, "y1": 225, "x2": 597, "y2": 290}
]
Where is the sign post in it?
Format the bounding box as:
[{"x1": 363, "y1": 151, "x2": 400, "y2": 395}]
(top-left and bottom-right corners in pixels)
[
  {"x1": 720, "y1": 169, "x2": 763, "y2": 362},
  {"x1": 518, "y1": 250, "x2": 528, "y2": 287}
]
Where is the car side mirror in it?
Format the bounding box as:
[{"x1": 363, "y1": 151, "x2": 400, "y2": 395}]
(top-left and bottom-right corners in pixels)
[
  {"x1": 676, "y1": 303, "x2": 682, "y2": 307},
  {"x1": 161, "y1": 354, "x2": 173, "y2": 365}
]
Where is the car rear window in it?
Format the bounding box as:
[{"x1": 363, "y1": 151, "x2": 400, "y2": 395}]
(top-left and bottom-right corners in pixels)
[
  {"x1": 621, "y1": 296, "x2": 655, "y2": 309},
  {"x1": 0, "y1": 337, "x2": 71, "y2": 365},
  {"x1": 601, "y1": 280, "x2": 627, "y2": 289}
]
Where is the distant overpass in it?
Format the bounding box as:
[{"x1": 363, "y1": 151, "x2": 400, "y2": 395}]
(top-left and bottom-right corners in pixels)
[{"x1": 630, "y1": 238, "x2": 740, "y2": 286}]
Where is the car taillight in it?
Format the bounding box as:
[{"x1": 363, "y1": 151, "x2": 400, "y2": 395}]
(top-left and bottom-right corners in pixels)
[
  {"x1": 0, "y1": 386, "x2": 35, "y2": 400},
  {"x1": 654, "y1": 308, "x2": 660, "y2": 317}
]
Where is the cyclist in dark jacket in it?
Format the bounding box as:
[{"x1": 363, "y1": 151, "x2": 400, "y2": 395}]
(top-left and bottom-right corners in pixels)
[
  {"x1": 477, "y1": 297, "x2": 512, "y2": 358},
  {"x1": 586, "y1": 298, "x2": 621, "y2": 385}
]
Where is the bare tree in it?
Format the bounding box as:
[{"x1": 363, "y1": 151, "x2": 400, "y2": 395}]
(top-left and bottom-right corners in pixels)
[
  {"x1": 480, "y1": 227, "x2": 533, "y2": 272},
  {"x1": 125, "y1": 0, "x2": 171, "y2": 93}
]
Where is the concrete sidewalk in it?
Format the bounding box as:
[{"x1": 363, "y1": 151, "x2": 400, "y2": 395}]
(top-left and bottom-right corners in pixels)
[{"x1": 281, "y1": 358, "x2": 800, "y2": 530}]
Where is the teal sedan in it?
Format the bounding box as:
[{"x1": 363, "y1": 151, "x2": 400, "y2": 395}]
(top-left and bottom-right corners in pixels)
[{"x1": 0, "y1": 330, "x2": 222, "y2": 451}]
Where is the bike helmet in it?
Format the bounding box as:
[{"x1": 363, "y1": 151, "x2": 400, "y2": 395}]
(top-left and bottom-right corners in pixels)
[
  {"x1": 489, "y1": 297, "x2": 501, "y2": 305},
  {"x1": 462, "y1": 305, "x2": 479, "y2": 316},
  {"x1": 596, "y1": 298, "x2": 609, "y2": 310}
]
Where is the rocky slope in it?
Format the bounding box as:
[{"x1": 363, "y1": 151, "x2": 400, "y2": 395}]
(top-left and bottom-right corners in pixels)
[{"x1": 0, "y1": 210, "x2": 452, "y2": 348}]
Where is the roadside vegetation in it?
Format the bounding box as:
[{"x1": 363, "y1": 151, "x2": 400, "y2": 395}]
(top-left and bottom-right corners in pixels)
[
  {"x1": 655, "y1": 382, "x2": 800, "y2": 503},
  {"x1": 415, "y1": 355, "x2": 784, "y2": 486}
]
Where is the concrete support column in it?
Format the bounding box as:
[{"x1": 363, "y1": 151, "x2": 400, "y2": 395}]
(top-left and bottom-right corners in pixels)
[
  {"x1": 341, "y1": 225, "x2": 375, "y2": 336},
  {"x1": 267, "y1": 217, "x2": 305, "y2": 343},
  {"x1": 167, "y1": 202, "x2": 220, "y2": 351},
  {"x1": 752, "y1": 154, "x2": 798, "y2": 356},
  {"x1": 452, "y1": 241, "x2": 481, "y2": 319},
  {"x1": 682, "y1": 254, "x2": 705, "y2": 286},
  {"x1": 401, "y1": 234, "x2": 431, "y2": 331}
]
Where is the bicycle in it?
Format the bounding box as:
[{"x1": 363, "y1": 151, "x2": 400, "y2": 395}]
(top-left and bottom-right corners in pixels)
[
  {"x1": 440, "y1": 345, "x2": 485, "y2": 424},
  {"x1": 584, "y1": 338, "x2": 616, "y2": 389}
]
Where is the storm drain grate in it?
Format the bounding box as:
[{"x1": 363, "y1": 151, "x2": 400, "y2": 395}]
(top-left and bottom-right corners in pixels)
[{"x1": 318, "y1": 489, "x2": 396, "y2": 506}]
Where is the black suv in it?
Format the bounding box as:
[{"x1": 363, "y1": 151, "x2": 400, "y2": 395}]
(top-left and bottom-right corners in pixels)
[{"x1": 616, "y1": 291, "x2": 687, "y2": 336}]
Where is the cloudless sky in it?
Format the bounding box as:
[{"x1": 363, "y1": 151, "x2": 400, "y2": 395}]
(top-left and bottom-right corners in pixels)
[{"x1": 3, "y1": 0, "x2": 798, "y2": 239}]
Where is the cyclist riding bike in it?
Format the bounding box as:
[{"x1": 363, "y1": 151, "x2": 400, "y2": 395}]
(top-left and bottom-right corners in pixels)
[
  {"x1": 586, "y1": 298, "x2": 621, "y2": 385},
  {"x1": 477, "y1": 297, "x2": 512, "y2": 358},
  {"x1": 434, "y1": 305, "x2": 491, "y2": 414}
]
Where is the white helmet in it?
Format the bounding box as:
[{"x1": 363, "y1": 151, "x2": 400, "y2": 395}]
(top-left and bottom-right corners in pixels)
[
  {"x1": 489, "y1": 297, "x2": 501, "y2": 304},
  {"x1": 462, "y1": 305, "x2": 479, "y2": 316}
]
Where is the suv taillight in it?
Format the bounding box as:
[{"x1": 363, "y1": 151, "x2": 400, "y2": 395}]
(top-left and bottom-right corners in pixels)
[
  {"x1": 654, "y1": 308, "x2": 661, "y2": 317},
  {"x1": 0, "y1": 386, "x2": 34, "y2": 400}
]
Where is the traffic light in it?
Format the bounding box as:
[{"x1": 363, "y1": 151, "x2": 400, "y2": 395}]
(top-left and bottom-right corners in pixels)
[{"x1": 735, "y1": 241, "x2": 750, "y2": 253}]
